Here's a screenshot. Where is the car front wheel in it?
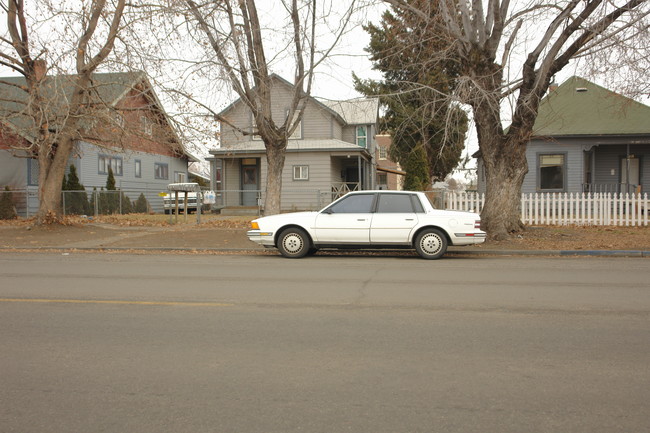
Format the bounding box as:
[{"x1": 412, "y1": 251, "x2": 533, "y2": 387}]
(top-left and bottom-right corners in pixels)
[
  {"x1": 415, "y1": 228, "x2": 448, "y2": 259},
  {"x1": 277, "y1": 228, "x2": 310, "y2": 258}
]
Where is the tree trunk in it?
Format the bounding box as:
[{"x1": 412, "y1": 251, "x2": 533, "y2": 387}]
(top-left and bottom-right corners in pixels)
[
  {"x1": 481, "y1": 147, "x2": 528, "y2": 240},
  {"x1": 264, "y1": 140, "x2": 287, "y2": 215},
  {"x1": 36, "y1": 134, "x2": 76, "y2": 223},
  {"x1": 472, "y1": 83, "x2": 529, "y2": 240}
]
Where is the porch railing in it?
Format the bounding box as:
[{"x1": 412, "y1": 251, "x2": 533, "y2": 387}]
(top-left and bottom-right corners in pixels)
[{"x1": 582, "y1": 183, "x2": 642, "y2": 194}]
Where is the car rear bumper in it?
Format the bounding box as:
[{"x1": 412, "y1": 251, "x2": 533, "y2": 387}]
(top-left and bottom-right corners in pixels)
[{"x1": 451, "y1": 231, "x2": 487, "y2": 245}]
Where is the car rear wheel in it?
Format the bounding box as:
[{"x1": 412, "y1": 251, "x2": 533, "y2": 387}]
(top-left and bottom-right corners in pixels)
[
  {"x1": 277, "y1": 228, "x2": 310, "y2": 258},
  {"x1": 415, "y1": 228, "x2": 447, "y2": 260}
]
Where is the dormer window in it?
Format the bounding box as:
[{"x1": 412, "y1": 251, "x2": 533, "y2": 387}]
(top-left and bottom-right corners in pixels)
[{"x1": 356, "y1": 125, "x2": 367, "y2": 148}]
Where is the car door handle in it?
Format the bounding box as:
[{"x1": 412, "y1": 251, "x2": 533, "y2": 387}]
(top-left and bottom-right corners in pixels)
[
  {"x1": 357, "y1": 219, "x2": 366, "y2": 221},
  {"x1": 405, "y1": 218, "x2": 414, "y2": 221}
]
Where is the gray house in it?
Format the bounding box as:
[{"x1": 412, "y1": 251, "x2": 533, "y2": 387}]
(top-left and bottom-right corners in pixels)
[
  {"x1": 477, "y1": 76, "x2": 650, "y2": 195},
  {"x1": 0, "y1": 71, "x2": 196, "y2": 215},
  {"x1": 207, "y1": 75, "x2": 379, "y2": 212}
]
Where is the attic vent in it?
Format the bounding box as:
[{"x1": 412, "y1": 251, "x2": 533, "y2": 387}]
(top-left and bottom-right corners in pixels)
[{"x1": 576, "y1": 87, "x2": 588, "y2": 92}]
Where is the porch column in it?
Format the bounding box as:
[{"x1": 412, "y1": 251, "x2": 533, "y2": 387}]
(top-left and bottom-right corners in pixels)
[{"x1": 358, "y1": 155, "x2": 362, "y2": 190}]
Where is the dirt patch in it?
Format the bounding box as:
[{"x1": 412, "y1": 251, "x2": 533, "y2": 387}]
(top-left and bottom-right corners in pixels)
[
  {"x1": 1, "y1": 215, "x2": 649, "y2": 251},
  {"x1": 477, "y1": 225, "x2": 650, "y2": 251}
]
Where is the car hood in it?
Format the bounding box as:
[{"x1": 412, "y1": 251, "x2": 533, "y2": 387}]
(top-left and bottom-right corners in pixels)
[{"x1": 256, "y1": 211, "x2": 319, "y2": 223}]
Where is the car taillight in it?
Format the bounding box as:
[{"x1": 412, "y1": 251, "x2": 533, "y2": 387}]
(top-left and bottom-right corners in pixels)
[{"x1": 474, "y1": 220, "x2": 481, "y2": 229}]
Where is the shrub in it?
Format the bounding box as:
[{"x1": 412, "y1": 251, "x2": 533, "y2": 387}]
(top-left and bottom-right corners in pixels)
[
  {"x1": 133, "y1": 193, "x2": 149, "y2": 213},
  {"x1": 0, "y1": 186, "x2": 17, "y2": 219}
]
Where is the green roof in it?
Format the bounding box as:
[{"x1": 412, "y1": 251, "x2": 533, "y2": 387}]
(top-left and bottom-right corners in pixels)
[{"x1": 532, "y1": 76, "x2": 650, "y2": 137}]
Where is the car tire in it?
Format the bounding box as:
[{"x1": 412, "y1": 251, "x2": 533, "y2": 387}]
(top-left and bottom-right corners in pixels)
[
  {"x1": 277, "y1": 227, "x2": 311, "y2": 258},
  {"x1": 415, "y1": 228, "x2": 448, "y2": 260}
]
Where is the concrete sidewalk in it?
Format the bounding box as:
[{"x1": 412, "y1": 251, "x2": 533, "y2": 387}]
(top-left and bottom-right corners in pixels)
[{"x1": 1, "y1": 222, "x2": 648, "y2": 257}]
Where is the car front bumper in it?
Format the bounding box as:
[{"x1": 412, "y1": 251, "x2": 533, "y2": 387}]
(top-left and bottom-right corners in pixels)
[{"x1": 247, "y1": 230, "x2": 276, "y2": 247}]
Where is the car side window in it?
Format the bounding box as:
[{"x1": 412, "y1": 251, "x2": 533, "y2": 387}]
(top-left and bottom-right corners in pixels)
[
  {"x1": 327, "y1": 194, "x2": 375, "y2": 213},
  {"x1": 376, "y1": 194, "x2": 415, "y2": 213},
  {"x1": 411, "y1": 195, "x2": 425, "y2": 213}
]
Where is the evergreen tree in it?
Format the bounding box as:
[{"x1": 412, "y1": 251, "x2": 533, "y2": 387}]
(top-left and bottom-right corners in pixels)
[
  {"x1": 403, "y1": 145, "x2": 429, "y2": 191},
  {"x1": 354, "y1": 0, "x2": 468, "y2": 186},
  {"x1": 103, "y1": 166, "x2": 119, "y2": 214},
  {"x1": 133, "y1": 193, "x2": 149, "y2": 213},
  {"x1": 63, "y1": 165, "x2": 91, "y2": 215}
]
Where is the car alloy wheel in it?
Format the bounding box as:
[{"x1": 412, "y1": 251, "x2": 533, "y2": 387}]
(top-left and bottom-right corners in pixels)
[
  {"x1": 277, "y1": 228, "x2": 310, "y2": 258},
  {"x1": 415, "y1": 228, "x2": 448, "y2": 260}
]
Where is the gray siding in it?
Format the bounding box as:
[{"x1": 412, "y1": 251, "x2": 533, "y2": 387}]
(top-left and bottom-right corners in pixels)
[
  {"x1": 523, "y1": 139, "x2": 584, "y2": 193},
  {"x1": 0, "y1": 150, "x2": 28, "y2": 188},
  {"x1": 219, "y1": 81, "x2": 344, "y2": 146},
  {"x1": 75, "y1": 141, "x2": 188, "y2": 192},
  {"x1": 477, "y1": 138, "x2": 650, "y2": 195}
]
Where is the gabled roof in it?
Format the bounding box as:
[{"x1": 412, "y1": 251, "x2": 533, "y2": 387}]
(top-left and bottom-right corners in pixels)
[
  {"x1": 320, "y1": 97, "x2": 379, "y2": 125},
  {"x1": 216, "y1": 74, "x2": 377, "y2": 127},
  {"x1": 533, "y1": 76, "x2": 650, "y2": 137},
  {"x1": 0, "y1": 71, "x2": 186, "y2": 152}
]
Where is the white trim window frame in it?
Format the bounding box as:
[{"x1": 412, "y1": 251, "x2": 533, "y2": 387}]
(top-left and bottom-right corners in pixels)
[
  {"x1": 356, "y1": 125, "x2": 367, "y2": 148},
  {"x1": 293, "y1": 165, "x2": 309, "y2": 181}
]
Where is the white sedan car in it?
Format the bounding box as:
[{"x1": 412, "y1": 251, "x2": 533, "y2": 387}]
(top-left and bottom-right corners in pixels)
[{"x1": 247, "y1": 191, "x2": 486, "y2": 259}]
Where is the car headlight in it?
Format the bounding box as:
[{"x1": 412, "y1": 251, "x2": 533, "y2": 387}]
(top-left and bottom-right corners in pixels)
[{"x1": 251, "y1": 221, "x2": 260, "y2": 230}]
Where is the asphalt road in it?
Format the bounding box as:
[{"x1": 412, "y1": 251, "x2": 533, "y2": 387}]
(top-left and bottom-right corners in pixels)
[{"x1": 1, "y1": 252, "x2": 649, "y2": 432}]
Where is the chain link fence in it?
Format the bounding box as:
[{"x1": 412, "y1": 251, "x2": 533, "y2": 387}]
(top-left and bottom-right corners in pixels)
[{"x1": 1, "y1": 186, "x2": 453, "y2": 219}]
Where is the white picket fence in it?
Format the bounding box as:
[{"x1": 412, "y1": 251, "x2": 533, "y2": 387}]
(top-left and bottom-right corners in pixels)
[{"x1": 445, "y1": 192, "x2": 649, "y2": 226}]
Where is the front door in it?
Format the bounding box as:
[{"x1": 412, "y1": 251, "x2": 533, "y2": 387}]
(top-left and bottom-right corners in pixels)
[
  {"x1": 313, "y1": 193, "x2": 375, "y2": 243},
  {"x1": 241, "y1": 159, "x2": 259, "y2": 206}
]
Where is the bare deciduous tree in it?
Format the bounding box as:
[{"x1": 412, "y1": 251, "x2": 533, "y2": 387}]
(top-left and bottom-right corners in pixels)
[
  {"x1": 1, "y1": 0, "x2": 126, "y2": 223},
  {"x1": 384, "y1": 0, "x2": 649, "y2": 239},
  {"x1": 174, "y1": 0, "x2": 357, "y2": 215}
]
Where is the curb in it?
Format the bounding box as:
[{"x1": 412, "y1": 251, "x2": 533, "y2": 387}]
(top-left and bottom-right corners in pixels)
[{"x1": 1, "y1": 246, "x2": 648, "y2": 257}]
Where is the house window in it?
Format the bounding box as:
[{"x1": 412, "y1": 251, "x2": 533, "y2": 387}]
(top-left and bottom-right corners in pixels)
[
  {"x1": 175, "y1": 171, "x2": 186, "y2": 183},
  {"x1": 155, "y1": 163, "x2": 169, "y2": 180},
  {"x1": 135, "y1": 160, "x2": 141, "y2": 178},
  {"x1": 293, "y1": 165, "x2": 309, "y2": 181},
  {"x1": 377, "y1": 173, "x2": 387, "y2": 186},
  {"x1": 114, "y1": 113, "x2": 124, "y2": 128},
  {"x1": 251, "y1": 114, "x2": 262, "y2": 141},
  {"x1": 99, "y1": 155, "x2": 123, "y2": 176},
  {"x1": 285, "y1": 109, "x2": 302, "y2": 139},
  {"x1": 28, "y1": 158, "x2": 39, "y2": 186},
  {"x1": 538, "y1": 154, "x2": 565, "y2": 191},
  {"x1": 379, "y1": 145, "x2": 387, "y2": 159},
  {"x1": 356, "y1": 125, "x2": 367, "y2": 148},
  {"x1": 141, "y1": 116, "x2": 153, "y2": 136},
  {"x1": 214, "y1": 159, "x2": 223, "y2": 203}
]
